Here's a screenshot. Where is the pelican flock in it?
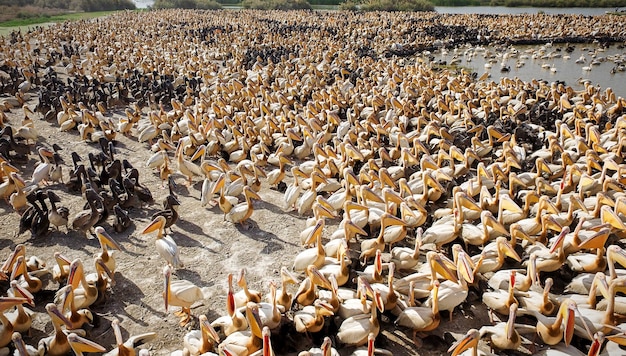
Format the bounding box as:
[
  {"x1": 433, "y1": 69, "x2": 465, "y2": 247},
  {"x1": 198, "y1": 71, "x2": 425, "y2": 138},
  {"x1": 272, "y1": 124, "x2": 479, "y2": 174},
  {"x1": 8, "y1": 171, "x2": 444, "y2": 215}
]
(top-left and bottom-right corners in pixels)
[{"x1": 1, "y1": 8, "x2": 626, "y2": 356}]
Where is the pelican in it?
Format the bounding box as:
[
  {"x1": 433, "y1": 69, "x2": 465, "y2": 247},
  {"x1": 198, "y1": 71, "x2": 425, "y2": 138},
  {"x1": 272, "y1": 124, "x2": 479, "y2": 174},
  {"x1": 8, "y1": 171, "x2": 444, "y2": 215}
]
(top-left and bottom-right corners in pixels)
[
  {"x1": 142, "y1": 215, "x2": 183, "y2": 269},
  {"x1": 0, "y1": 297, "x2": 29, "y2": 348},
  {"x1": 183, "y1": 315, "x2": 220, "y2": 356},
  {"x1": 294, "y1": 299, "x2": 334, "y2": 333},
  {"x1": 94, "y1": 226, "x2": 122, "y2": 273},
  {"x1": 218, "y1": 302, "x2": 264, "y2": 356},
  {"x1": 6, "y1": 280, "x2": 35, "y2": 333},
  {"x1": 211, "y1": 274, "x2": 248, "y2": 337},
  {"x1": 67, "y1": 333, "x2": 106, "y2": 356},
  {"x1": 234, "y1": 268, "x2": 262, "y2": 308},
  {"x1": 163, "y1": 265, "x2": 208, "y2": 326},
  {"x1": 103, "y1": 318, "x2": 157, "y2": 356},
  {"x1": 227, "y1": 186, "x2": 261, "y2": 228},
  {"x1": 337, "y1": 291, "x2": 384, "y2": 347},
  {"x1": 37, "y1": 303, "x2": 73, "y2": 356},
  {"x1": 395, "y1": 280, "x2": 440, "y2": 346}
]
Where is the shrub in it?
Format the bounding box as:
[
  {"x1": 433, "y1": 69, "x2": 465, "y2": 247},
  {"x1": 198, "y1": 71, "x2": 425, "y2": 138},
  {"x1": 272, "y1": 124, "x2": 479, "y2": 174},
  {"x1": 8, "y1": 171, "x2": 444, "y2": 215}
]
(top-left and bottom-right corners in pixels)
[
  {"x1": 241, "y1": 0, "x2": 312, "y2": 10},
  {"x1": 338, "y1": 0, "x2": 359, "y2": 9},
  {"x1": 153, "y1": 0, "x2": 222, "y2": 8},
  {"x1": 354, "y1": 0, "x2": 435, "y2": 11},
  {"x1": 195, "y1": 0, "x2": 222, "y2": 8}
]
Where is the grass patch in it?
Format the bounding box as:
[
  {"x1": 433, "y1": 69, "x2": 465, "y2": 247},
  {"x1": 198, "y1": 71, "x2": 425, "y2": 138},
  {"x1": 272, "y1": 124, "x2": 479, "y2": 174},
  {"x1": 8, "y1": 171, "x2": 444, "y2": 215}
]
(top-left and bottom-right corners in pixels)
[{"x1": 0, "y1": 10, "x2": 115, "y2": 27}]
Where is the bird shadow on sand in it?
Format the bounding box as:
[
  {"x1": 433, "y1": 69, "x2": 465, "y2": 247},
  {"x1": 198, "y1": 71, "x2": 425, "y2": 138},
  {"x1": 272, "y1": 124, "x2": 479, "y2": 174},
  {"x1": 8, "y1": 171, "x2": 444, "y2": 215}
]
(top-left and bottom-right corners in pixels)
[
  {"x1": 174, "y1": 267, "x2": 215, "y2": 288},
  {"x1": 235, "y1": 220, "x2": 297, "y2": 254},
  {"x1": 168, "y1": 225, "x2": 217, "y2": 253},
  {"x1": 26, "y1": 230, "x2": 93, "y2": 254},
  {"x1": 174, "y1": 218, "x2": 223, "y2": 248},
  {"x1": 93, "y1": 272, "x2": 163, "y2": 326}
]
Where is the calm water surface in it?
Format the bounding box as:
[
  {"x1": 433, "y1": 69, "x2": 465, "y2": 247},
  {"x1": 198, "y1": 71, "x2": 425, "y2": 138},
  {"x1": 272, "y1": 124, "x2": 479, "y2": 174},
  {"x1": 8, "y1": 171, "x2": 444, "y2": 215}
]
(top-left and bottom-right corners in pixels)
[
  {"x1": 435, "y1": 6, "x2": 619, "y2": 15},
  {"x1": 426, "y1": 42, "x2": 626, "y2": 97}
]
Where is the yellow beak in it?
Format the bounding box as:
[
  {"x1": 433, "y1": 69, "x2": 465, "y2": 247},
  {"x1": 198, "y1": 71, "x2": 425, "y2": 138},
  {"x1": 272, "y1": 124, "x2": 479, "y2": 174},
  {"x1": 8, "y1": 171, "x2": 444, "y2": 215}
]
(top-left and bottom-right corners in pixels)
[
  {"x1": 142, "y1": 216, "x2": 165, "y2": 234},
  {"x1": 67, "y1": 333, "x2": 106, "y2": 353},
  {"x1": 448, "y1": 329, "x2": 480, "y2": 356},
  {"x1": 95, "y1": 226, "x2": 122, "y2": 250}
]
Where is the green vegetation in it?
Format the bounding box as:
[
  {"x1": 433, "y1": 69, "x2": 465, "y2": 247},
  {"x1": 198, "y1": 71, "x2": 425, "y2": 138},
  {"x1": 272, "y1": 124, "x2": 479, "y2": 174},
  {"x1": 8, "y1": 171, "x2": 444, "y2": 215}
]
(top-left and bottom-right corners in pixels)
[
  {"x1": 0, "y1": 0, "x2": 135, "y2": 12},
  {"x1": 339, "y1": 0, "x2": 434, "y2": 11},
  {"x1": 428, "y1": 0, "x2": 626, "y2": 6},
  {"x1": 0, "y1": 9, "x2": 114, "y2": 27},
  {"x1": 153, "y1": 0, "x2": 222, "y2": 8},
  {"x1": 241, "y1": 0, "x2": 312, "y2": 9}
]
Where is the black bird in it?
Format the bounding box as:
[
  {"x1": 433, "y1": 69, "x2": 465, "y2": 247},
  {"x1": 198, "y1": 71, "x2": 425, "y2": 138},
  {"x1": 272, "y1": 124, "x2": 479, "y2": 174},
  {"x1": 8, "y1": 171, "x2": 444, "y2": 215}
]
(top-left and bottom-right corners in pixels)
[
  {"x1": 29, "y1": 190, "x2": 50, "y2": 237},
  {"x1": 47, "y1": 191, "x2": 69, "y2": 231},
  {"x1": 151, "y1": 194, "x2": 181, "y2": 232},
  {"x1": 113, "y1": 204, "x2": 131, "y2": 233}
]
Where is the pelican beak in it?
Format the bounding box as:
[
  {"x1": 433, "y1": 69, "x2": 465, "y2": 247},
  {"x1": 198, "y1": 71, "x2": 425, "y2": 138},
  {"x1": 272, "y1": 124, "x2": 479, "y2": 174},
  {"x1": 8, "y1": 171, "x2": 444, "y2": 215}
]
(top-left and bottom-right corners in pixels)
[
  {"x1": 163, "y1": 266, "x2": 171, "y2": 312},
  {"x1": 67, "y1": 333, "x2": 106, "y2": 354},
  {"x1": 346, "y1": 220, "x2": 368, "y2": 237},
  {"x1": 486, "y1": 212, "x2": 509, "y2": 235},
  {"x1": 142, "y1": 216, "x2": 164, "y2": 234},
  {"x1": 280, "y1": 267, "x2": 300, "y2": 284},
  {"x1": 317, "y1": 300, "x2": 335, "y2": 316},
  {"x1": 190, "y1": 145, "x2": 206, "y2": 161},
  {"x1": 46, "y1": 303, "x2": 72, "y2": 327},
  {"x1": 367, "y1": 333, "x2": 375, "y2": 355},
  {"x1": 221, "y1": 345, "x2": 238, "y2": 356},
  {"x1": 601, "y1": 206, "x2": 626, "y2": 231},
  {"x1": 315, "y1": 199, "x2": 337, "y2": 219},
  {"x1": 10, "y1": 280, "x2": 34, "y2": 307},
  {"x1": 429, "y1": 252, "x2": 458, "y2": 283},
  {"x1": 550, "y1": 226, "x2": 570, "y2": 254},
  {"x1": 383, "y1": 213, "x2": 406, "y2": 227},
  {"x1": 542, "y1": 215, "x2": 563, "y2": 234},
  {"x1": 609, "y1": 245, "x2": 626, "y2": 268},
  {"x1": 211, "y1": 174, "x2": 226, "y2": 195},
  {"x1": 245, "y1": 187, "x2": 262, "y2": 201},
  {"x1": 249, "y1": 303, "x2": 263, "y2": 333},
  {"x1": 457, "y1": 252, "x2": 475, "y2": 284},
  {"x1": 304, "y1": 219, "x2": 325, "y2": 246},
  {"x1": 67, "y1": 259, "x2": 81, "y2": 286},
  {"x1": 500, "y1": 238, "x2": 521, "y2": 262},
  {"x1": 588, "y1": 333, "x2": 605, "y2": 356},
  {"x1": 563, "y1": 301, "x2": 576, "y2": 346},
  {"x1": 308, "y1": 265, "x2": 330, "y2": 290},
  {"x1": 11, "y1": 173, "x2": 26, "y2": 188},
  {"x1": 200, "y1": 315, "x2": 220, "y2": 343},
  {"x1": 95, "y1": 226, "x2": 122, "y2": 250},
  {"x1": 12, "y1": 333, "x2": 29, "y2": 356},
  {"x1": 262, "y1": 326, "x2": 272, "y2": 356},
  {"x1": 507, "y1": 304, "x2": 518, "y2": 340},
  {"x1": 510, "y1": 223, "x2": 532, "y2": 245},
  {"x1": 374, "y1": 250, "x2": 383, "y2": 275},
  {"x1": 10, "y1": 256, "x2": 24, "y2": 281},
  {"x1": 606, "y1": 333, "x2": 626, "y2": 346},
  {"x1": 456, "y1": 192, "x2": 482, "y2": 212},
  {"x1": 448, "y1": 329, "x2": 480, "y2": 356},
  {"x1": 374, "y1": 290, "x2": 385, "y2": 312},
  {"x1": 500, "y1": 195, "x2": 523, "y2": 214},
  {"x1": 1, "y1": 162, "x2": 19, "y2": 175},
  {"x1": 360, "y1": 186, "x2": 384, "y2": 204},
  {"x1": 0, "y1": 296, "x2": 28, "y2": 311},
  {"x1": 383, "y1": 188, "x2": 403, "y2": 205},
  {"x1": 227, "y1": 274, "x2": 236, "y2": 316},
  {"x1": 578, "y1": 228, "x2": 610, "y2": 250},
  {"x1": 95, "y1": 257, "x2": 115, "y2": 284}
]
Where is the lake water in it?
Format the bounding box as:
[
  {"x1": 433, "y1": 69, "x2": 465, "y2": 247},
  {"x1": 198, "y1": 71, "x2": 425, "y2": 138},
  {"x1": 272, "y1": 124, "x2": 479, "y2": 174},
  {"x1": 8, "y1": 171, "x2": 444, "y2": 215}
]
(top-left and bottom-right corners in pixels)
[
  {"x1": 435, "y1": 6, "x2": 619, "y2": 15},
  {"x1": 426, "y1": 42, "x2": 626, "y2": 98}
]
